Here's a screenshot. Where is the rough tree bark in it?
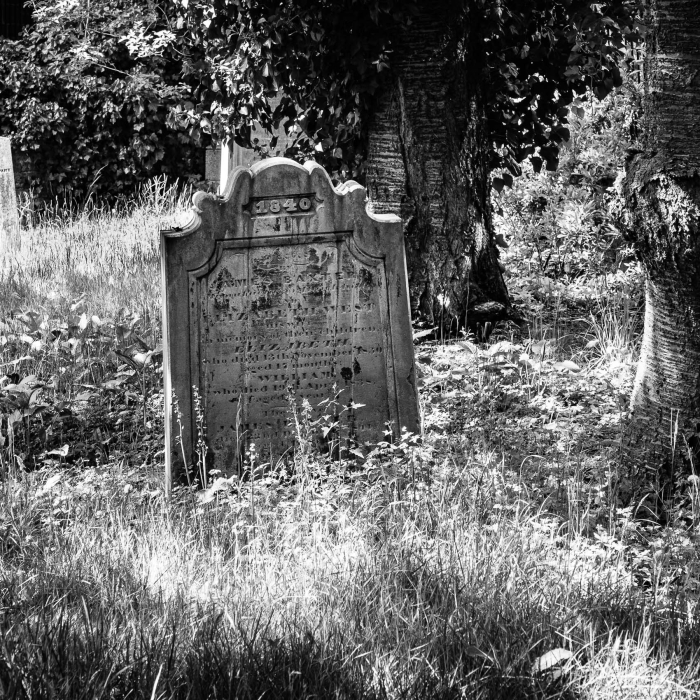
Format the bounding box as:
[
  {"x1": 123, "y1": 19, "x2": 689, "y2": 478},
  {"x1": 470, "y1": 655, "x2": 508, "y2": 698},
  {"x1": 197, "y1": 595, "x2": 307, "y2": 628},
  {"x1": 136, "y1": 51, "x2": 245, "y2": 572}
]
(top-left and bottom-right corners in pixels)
[
  {"x1": 623, "y1": 0, "x2": 700, "y2": 488},
  {"x1": 364, "y1": 0, "x2": 511, "y2": 330}
]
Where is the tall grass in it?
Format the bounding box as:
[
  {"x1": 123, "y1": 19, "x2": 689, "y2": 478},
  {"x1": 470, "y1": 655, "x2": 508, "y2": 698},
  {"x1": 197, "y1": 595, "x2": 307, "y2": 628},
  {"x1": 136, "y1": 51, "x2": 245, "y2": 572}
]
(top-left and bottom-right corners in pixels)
[
  {"x1": 2, "y1": 176, "x2": 189, "y2": 321},
  {"x1": 0, "y1": 179, "x2": 698, "y2": 699},
  {"x1": 586, "y1": 284, "x2": 643, "y2": 370},
  {"x1": 2, "y1": 450, "x2": 697, "y2": 700}
]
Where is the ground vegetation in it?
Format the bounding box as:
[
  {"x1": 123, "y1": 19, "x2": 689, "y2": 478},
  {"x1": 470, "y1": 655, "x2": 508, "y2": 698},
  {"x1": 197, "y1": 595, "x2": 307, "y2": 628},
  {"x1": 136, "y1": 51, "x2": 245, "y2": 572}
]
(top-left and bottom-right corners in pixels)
[{"x1": 0, "y1": 87, "x2": 699, "y2": 698}]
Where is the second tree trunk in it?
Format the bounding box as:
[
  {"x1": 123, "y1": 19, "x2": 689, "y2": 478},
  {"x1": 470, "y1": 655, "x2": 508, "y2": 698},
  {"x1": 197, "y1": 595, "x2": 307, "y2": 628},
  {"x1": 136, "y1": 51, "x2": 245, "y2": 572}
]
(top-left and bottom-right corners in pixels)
[
  {"x1": 623, "y1": 0, "x2": 700, "y2": 490},
  {"x1": 364, "y1": 0, "x2": 510, "y2": 329}
]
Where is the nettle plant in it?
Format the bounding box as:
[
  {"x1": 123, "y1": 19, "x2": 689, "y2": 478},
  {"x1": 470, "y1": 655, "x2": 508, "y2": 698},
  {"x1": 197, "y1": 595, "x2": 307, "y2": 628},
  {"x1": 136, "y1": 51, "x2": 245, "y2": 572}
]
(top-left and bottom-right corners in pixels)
[{"x1": 0, "y1": 299, "x2": 162, "y2": 475}]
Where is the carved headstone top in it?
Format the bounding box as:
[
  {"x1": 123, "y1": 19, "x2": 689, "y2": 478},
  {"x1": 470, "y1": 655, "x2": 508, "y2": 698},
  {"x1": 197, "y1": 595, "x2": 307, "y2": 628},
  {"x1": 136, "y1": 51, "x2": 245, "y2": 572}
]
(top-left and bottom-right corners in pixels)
[
  {"x1": 0, "y1": 138, "x2": 20, "y2": 260},
  {"x1": 161, "y1": 158, "x2": 419, "y2": 485}
]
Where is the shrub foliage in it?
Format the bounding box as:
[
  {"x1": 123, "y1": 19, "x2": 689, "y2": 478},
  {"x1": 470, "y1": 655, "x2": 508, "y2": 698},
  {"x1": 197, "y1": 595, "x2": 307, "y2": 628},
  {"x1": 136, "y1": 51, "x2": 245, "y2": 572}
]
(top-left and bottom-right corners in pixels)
[
  {"x1": 172, "y1": 0, "x2": 641, "y2": 180},
  {"x1": 0, "y1": 0, "x2": 199, "y2": 201}
]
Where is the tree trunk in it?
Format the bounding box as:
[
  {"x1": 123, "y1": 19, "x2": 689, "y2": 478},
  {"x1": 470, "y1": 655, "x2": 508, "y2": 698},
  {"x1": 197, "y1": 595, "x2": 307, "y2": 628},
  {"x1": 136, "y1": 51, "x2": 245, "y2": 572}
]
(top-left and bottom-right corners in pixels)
[
  {"x1": 364, "y1": 0, "x2": 510, "y2": 329},
  {"x1": 623, "y1": 0, "x2": 700, "y2": 488}
]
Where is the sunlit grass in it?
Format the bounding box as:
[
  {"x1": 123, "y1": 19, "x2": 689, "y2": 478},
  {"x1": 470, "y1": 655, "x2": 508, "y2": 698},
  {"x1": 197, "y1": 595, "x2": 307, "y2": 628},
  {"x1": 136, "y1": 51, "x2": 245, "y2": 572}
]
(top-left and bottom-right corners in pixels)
[
  {"x1": 0, "y1": 180, "x2": 698, "y2": 698},
  {"x1": 1, "y1": 446, "x2": 698, "y2": 699},
  {"x1": 1, "y1": 176, "x2": 186, "y2": 321}
]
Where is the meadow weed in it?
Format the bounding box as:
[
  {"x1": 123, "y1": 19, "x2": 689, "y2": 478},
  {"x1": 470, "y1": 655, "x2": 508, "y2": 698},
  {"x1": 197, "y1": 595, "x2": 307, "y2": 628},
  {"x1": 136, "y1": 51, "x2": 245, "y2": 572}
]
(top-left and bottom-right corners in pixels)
[{"x1": 0, "y1": 175, "x2": 698, "y2": 699}]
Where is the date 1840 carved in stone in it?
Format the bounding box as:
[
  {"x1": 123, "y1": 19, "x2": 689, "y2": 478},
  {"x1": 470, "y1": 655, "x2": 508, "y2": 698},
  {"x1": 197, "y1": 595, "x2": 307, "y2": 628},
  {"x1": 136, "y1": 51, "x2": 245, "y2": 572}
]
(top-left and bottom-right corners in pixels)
[{"x1": 161, "y1": 158, "x2": 420, "y2": 486}]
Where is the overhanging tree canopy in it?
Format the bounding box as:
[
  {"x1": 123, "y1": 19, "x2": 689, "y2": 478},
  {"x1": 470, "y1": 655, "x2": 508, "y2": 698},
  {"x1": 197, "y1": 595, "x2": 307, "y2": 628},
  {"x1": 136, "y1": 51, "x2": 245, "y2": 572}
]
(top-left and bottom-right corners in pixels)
[
  {"x1": 172, "y1": 0, "x2": 639, "y2": 178},
  {"x1": 172, "y1": 0, "x2": 640, "y2": 323}
]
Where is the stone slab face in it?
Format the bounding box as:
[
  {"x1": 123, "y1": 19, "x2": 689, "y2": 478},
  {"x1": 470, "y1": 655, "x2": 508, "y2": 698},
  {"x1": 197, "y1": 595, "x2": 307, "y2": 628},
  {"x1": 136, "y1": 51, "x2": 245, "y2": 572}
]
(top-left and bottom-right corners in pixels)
[
  {"x1": 230, "y1": 122, "x2": 296, "y2": 170},
  {"x1": 204, "y1": 147, "x2": 221, "y2": 183},
  {"x1": 0, "y1": 138, "x2": 20, "y2": 258},
  {"x1": 161, "y1": 158, "x2": 419, "y2": 484},
  {"x1": 208, "y1": 96, "x2": 297, "y2": 189}
]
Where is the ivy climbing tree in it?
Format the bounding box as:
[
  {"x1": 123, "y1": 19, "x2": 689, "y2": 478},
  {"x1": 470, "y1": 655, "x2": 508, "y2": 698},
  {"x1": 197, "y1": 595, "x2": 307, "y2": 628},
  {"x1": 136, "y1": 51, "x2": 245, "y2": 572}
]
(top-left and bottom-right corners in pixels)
[{"x1": 172, "y1": 0, "x2": 640, "y2": 326}]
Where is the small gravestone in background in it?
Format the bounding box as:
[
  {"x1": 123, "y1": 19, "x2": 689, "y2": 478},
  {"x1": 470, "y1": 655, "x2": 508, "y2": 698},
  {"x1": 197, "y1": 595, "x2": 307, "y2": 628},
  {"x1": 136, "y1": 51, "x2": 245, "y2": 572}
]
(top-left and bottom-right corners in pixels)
[
  {"x1": 208, "y1": 96, "x2": 297, "y2": 194},
  {"x1": 161, "y1": 157, "x2": 420, "y2": 486},
  {"x1": 204, "y1": 146, "x2": 221, "y2": 185},
  {"x1": 0, "y1": 138, "x2": 20, "y2": 260}
]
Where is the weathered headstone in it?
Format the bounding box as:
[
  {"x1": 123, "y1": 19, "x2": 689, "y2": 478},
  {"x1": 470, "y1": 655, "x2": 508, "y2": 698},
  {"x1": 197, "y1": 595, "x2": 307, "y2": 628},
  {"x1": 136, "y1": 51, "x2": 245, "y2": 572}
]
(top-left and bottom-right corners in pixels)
[
  {"x1": 0, "y1": 138, "x2": 20, "y2": 260},
  {"x1": 204, "y1": 146, "x2": 221, "y2": 184},
  {"x1": 162, "y1": 158, "x2": 419, "y2": 485}
]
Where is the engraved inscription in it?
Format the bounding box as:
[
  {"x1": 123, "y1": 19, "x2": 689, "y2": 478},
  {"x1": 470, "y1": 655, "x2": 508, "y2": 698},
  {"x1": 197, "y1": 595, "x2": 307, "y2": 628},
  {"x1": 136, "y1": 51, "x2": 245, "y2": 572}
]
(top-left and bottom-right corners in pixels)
[
  {"x1": 198, "y1": 239, "x2": 390, "y2": 471},
  {"x1": 163, "y1": 158, "x2": 420, "y2": 490},
  {"x1": 247, "y1": 193, "x2": 318, "y2": 218}
]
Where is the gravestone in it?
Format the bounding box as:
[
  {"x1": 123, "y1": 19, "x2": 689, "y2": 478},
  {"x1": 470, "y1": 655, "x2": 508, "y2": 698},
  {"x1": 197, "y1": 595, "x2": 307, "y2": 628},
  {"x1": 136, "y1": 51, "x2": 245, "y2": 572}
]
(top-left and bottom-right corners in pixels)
[
  {"x1": 161, "y1": 158, "x2": 420, "y2": 485},
  {"x1": 206, "y1": 96, "x2": 297, "y2": 193},
  {"x1": 0, "y1": 138, "x2": 20, "y2": 260},
  {"x1": 204, "y1": 147, "x2": 221, "y2": 184}
]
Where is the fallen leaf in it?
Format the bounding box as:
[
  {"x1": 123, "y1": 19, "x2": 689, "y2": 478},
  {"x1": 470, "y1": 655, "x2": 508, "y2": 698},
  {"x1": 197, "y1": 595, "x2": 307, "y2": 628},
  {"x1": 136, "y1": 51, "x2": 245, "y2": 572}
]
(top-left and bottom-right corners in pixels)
[
  {"x1": 413, "y1": 328, "x2": 436, "y2": 341},
  {"x1": 458, "y1": 340, "x2": 479, "y2": 355},
  {"x1": 532, "y1": 648, "x2": 573, "y2": 674},
  {"x1": 199, "y1": 477, "x2": 234, "y2": 504},
  {"x1": 553, "y1": 360, "x2": 581, "y2": 373},
  {"x1": 47, "y1": 444, "x2": 69, "y2": 458},
  {"x1": 41, "y1": 473, "x2": 62, "y2": 493}
]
